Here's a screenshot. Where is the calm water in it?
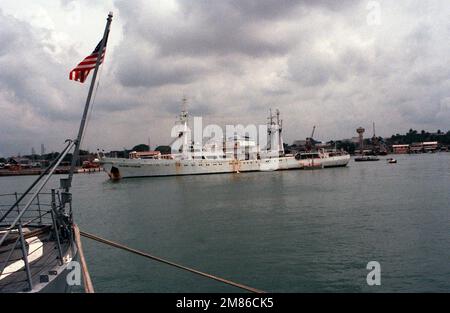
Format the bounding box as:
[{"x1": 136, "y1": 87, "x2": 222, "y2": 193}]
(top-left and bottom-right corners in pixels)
[{"x1": 1, "y1": 153, "x2": 449, "y2": 292}]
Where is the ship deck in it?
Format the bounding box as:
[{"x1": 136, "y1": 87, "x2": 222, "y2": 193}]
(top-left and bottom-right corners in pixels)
[{"x1": 0, "y1": 226, "x2": 72, "y2": 293}]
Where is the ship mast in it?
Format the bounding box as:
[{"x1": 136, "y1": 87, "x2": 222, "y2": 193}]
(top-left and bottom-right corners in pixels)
[
  {"x1": 267, "y1": 108, "x2": 284, "y2": 156},
  {"x1": 276, "y1": 109, "x2": 284, "y2": 156},
  {"x1": 67, "y1": 12, "x2": 113, "y2": 189},
  {"x1": 267, "y1": 109, "x2": 273, "y2": 152},
  {"x1": 180, "y1": 96, "x2": 189, "y2": 156}
]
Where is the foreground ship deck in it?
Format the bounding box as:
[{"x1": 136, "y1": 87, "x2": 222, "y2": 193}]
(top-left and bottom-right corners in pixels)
[
  {"x1": 0, "y1": 190, "x2": 77, "y2": 293},
  {"x1": 0, "y1": 227, "x2": 76, "y2": 293}
]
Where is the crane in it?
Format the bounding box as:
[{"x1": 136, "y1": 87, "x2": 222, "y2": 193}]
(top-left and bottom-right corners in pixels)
[
  {"x1": 372, "y1": 122, "x2": 379, "y2": 148},
  {"x1": 310, "y1": 125, "x2": 316, "y2": 139},
  {"x1": 305, "y1": 125, "x2": 316, "y2": 152}
]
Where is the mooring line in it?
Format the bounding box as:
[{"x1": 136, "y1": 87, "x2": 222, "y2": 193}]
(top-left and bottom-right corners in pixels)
[
  {"x1": 79, "y1": 230, "x2": 265, "y2": 293},
  {"x1": 73, "y1": 225, "x2": 95, "y2": 293}
]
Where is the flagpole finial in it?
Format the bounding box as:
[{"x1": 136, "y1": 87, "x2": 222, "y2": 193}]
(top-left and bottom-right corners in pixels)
[{"x1": 108, "y1": 11, "x2": 113, "y2": 18}]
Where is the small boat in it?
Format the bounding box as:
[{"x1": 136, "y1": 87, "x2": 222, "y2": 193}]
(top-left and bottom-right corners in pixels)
[{"x1": 387, "y1": 158, "x2": 397, "y2": 164}]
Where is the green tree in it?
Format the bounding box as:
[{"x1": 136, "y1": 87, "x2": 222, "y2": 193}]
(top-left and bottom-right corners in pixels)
[
  {"x1": 337, "y1": 141, "x2": 356, "y2": 154},
  {"x1": 155, "y1": 145, "x2": 171, "y2": 155},
  {"x1": 63, "y1": 153, "x2": 73, "y2": 163},
  {"x1": 44, "y1": 152, "x2": 60, "y2": 161},
  {"x1": 132, "y1": 144, "x2": 149, "y2": 152}
]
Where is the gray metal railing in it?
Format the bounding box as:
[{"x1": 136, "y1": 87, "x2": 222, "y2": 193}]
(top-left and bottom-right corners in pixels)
[
  {"x1": 0, "y1": 190, "x2": 67, "y2": 291},
  {"x1": 0, "y1": 140, "x2": 75, "y2": 291}
]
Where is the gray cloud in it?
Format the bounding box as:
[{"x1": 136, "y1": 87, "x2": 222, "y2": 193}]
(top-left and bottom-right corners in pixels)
[
  {"x1": 116, "y1": 53, "x2": 210, "y2": 88},
  {"x1": 0, "y1": 9, "x2": 87, "y2": 156},
  {"x1": 1, "y1": 1, "x2": 450, "y2": 156},
  {"x1": 115, "y1": 0, "x2": 302, "y2": 59}
]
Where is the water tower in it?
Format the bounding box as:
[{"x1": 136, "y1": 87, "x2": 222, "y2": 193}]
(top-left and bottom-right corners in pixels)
[{"x1": 356, "y1": 127, "x2": 365, "y2": 155}]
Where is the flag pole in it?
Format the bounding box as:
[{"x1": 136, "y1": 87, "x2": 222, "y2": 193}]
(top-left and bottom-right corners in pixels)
[{"x1": 67, "y1": 12, "x2": 113, "y2": 188}]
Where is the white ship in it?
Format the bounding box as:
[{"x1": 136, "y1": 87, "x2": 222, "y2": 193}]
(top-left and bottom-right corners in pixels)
[
  {"x1": 100, "y1": 106, "x2": 298, "y2": 179},
  {"x1": 99, "y1": 103, "x2": 349, "y2": 179},
  {"x1": 295, "y1": 149, "x2": 350, "y2": 169}
]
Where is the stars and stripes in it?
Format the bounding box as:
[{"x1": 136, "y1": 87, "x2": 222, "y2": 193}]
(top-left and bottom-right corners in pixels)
[{"x1": 69, "y1": 39, "x2": 107, "y2": 83}]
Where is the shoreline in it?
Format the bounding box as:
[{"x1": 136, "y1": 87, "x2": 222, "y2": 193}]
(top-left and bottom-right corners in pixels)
[{"x1": 0, "y1": 167, "x2": 103, "y2": 177}]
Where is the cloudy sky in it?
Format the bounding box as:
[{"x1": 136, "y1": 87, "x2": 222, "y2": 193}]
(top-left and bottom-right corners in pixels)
[{"x1": 1, "y1": 0, "x2": 450, "y2": 157}]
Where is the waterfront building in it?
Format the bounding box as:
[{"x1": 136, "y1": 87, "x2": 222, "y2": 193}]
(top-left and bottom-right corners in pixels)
[
  {"x1": 392, "y1": 144, "x2": 409, "y2": 154},
  {"x1": 129, "y1": 151, "x2": 161, "y2": 159},
  {"x1": 423, "y1": 141, "x2": 438, "y2": 152},
  {"x1": 410, "y1": 142, "x2": 424, "y2": 153}
]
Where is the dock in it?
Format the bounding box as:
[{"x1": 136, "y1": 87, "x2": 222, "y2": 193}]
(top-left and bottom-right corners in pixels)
[{"x1": 0, "y1": 167, "x2": 103, "y2": 177}]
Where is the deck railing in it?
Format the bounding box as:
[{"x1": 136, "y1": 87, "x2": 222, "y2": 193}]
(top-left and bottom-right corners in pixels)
[
  {"x1": 0, "y1": 190, "x2": 69, "y2": 291},
  {"x1": 0, "y1": 140, "x2": 75, "y2": 292}
]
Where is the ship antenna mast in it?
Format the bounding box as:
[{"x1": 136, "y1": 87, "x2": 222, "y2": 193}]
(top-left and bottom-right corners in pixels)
[
  {"x1": 276, "y1": 109, "x2": 284, "y2": 156},
  {"x1": 179, "y1": 96, "x2": 189, "y2": 156},
  {"x1": 181, "y1": 95, "x2": 188, "y2": 121},
  {"x1": 267, "y1": 109, "x2": 273, "y2": 151}
]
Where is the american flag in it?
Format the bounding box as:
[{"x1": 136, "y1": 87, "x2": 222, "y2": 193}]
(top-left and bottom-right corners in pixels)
[{"x1": 69, "y1": 38, "x2": 107, "y2": 83}]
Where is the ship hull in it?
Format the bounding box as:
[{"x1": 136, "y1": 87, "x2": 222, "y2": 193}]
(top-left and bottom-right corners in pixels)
[
  {"x1": 321, "y1": 154, "x2": 351, "y2": 168},
  {"x1": 295, "y1": 153, "x2": 350, "y2": 170},
  {"x1": 37, "y1": 247, "x2": 78, "y2": 293},
  {"x1": 100, "y1": 157, "x2": 303, "y2": 178},
  {"x1": 100, "y1": 153, "x2": 350, "y2": 179}
]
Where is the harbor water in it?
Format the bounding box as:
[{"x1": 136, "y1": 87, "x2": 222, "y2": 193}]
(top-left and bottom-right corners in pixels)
[{"x1": 1, "y1": 153, "x2": 449, "y2": 292}]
